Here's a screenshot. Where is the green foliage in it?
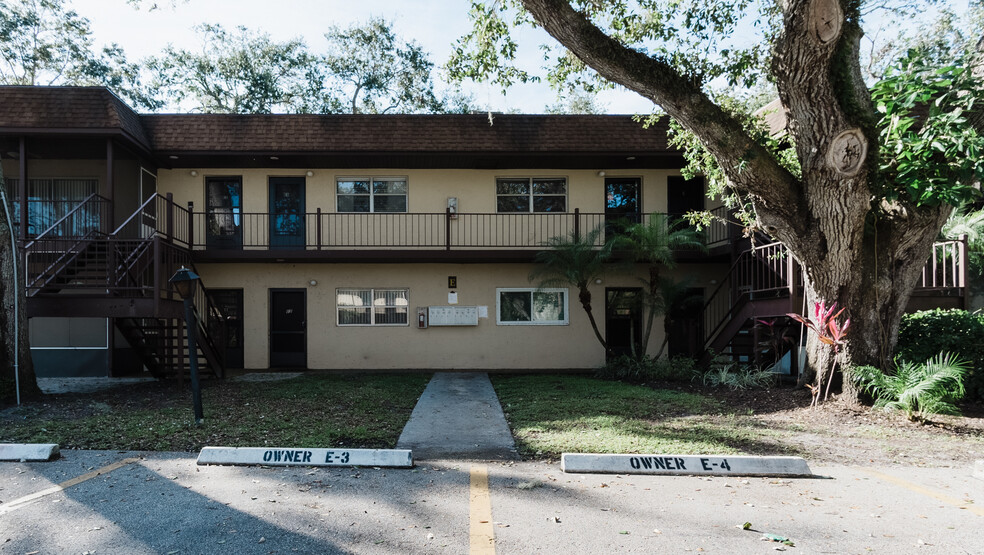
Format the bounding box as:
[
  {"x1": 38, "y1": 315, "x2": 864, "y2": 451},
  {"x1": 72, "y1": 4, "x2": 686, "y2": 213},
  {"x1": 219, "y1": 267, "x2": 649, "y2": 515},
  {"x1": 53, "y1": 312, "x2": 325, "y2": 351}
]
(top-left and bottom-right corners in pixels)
[
  {"x1": 530, "y1": 225, "x2": 614, "y2": 352},
  {"x1": 447, "y1": 0, "x2": 775, "y2": 94},
  {"x1": 147, "y1": 19, "x2": 462, "y2": 114},
  {"x1": 0, "y1": 0, "x2": 158, "y2": 109},
  {"x1": 942, "y1": 207, "x2": 984, "y2": 274},
  {"x1": 872, "y1": 48, "x2": 984, "y2": 207},
  {"x1": 315, "y1": 17, "x2": 446, "y2": 114},
  {"x1": 666, "y1": 96, "x2": 799, "y2": 236},
  {"x1": 616, "y1": 214, "x2": 706, "y2": 357},
  {"x1": 531, "y1": 225, "x2": 613, "y2": 291},
  {"x1": 595, "y1": 355, "x2": 698, "y2": 383},
  {"x1": 851, "y1": 353, "x2": 968, "y2": 421},
  {"x1": 147, "y1": 23, "x2": 310, "y2": 114},
  {"x1": 896, "y1": 309, "x2": 984, "y2": 402},
  {"x1": 545, "y1": 89, "x2": 608, "y2": 114},
  {"x1": 700, "y1": 358, "x2": 777, "y2": 390}
]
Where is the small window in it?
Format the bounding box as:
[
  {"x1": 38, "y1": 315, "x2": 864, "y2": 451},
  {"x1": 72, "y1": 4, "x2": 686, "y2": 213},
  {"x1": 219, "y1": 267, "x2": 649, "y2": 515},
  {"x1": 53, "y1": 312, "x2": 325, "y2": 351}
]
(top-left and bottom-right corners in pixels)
[
  {"x1": 337, "y1": 288, "x2": 409, "y2": 326},
  {"x1": 496, "y1": 178, "x2": 567, "y2": 213},
  {"x1": 496, "y1": 288, "x2": 568, "y2": 325},
  {"x1": 337, "y1": 177, "x2": 407, "y2": 213}
]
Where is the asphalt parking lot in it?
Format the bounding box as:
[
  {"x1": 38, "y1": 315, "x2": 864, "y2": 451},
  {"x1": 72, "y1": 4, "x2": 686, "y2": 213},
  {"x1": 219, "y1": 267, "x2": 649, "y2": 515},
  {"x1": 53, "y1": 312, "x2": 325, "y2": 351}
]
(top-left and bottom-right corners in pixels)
[{"x1": 1, "y1": 450, "x2": 982, "y2": 554}]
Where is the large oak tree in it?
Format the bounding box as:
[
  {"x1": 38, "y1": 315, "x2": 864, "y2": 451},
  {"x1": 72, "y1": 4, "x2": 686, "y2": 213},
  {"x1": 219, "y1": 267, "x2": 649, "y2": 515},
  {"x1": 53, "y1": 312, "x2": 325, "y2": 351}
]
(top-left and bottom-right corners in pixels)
[{"x1": 449, "y1": 0, "x2": 984, "y2": 401}]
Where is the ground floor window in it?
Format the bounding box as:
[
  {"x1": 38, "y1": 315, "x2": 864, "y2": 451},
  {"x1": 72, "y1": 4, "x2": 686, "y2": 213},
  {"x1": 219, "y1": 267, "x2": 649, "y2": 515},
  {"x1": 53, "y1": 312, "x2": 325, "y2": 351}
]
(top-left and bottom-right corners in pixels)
[
  {"x1": 496, "y1": 288, "x2": 568, "y2": 325},
  {"x1": 337, "y1": 288, "x2": 409, "y2": 326}
]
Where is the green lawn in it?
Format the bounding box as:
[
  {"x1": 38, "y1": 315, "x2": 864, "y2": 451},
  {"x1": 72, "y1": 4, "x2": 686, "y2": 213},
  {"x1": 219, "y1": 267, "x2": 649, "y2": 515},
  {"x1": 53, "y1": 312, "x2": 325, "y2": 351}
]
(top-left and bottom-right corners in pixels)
[
  {"x1": 492, "y1": 374, "x2": 773, "y2": 458},
  {"x1": 0, "y1": 373, "x2": 431, "y2": 452}
]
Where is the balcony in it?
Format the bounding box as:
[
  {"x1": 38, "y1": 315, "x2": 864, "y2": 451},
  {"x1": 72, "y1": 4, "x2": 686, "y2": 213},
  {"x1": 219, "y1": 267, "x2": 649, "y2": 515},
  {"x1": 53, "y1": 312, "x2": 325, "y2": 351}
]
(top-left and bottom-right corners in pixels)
[{"x1": 180, "y1": 206, "x2": 736, "y2": 262}]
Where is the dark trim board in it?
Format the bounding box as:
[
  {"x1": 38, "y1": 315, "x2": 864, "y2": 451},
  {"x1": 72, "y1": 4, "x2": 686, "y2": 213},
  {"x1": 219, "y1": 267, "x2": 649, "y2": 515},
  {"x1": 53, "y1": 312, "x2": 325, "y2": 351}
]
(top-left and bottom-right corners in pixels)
[
  {"x1": 27, "y1": 297, "x2": 183, "y2": 319},
  {"x1": 32, "y1": 348, "x2": 109, "y2": 378}
]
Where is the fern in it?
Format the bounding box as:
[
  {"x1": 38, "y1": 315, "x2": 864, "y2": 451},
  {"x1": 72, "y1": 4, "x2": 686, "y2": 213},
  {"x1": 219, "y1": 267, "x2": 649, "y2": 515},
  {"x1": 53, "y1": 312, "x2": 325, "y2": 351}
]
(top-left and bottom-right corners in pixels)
[{"x1": 852, "y1": 353, "x2": 968, "y2": 421}]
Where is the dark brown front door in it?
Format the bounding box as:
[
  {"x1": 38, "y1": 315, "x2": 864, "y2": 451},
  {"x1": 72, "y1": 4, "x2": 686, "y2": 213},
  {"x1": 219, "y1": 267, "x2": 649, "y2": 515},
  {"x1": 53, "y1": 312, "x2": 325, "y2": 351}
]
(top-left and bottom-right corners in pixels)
[
  {"x1": 210, "y1": 289, "x2": 244, "y2": 369},
  {"x1": 270, "y1": 289, "x2": 305, "y2": 368},
  {"x1": 606, "y1": 287, "x2": 643, "y2": 360}
]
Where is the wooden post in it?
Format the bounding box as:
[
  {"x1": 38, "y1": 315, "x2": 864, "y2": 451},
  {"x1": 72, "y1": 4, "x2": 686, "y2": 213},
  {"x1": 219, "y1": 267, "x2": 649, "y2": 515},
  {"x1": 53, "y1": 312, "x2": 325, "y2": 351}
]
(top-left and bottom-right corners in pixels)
[
  {"x1": 574, "y1": 208, "x2": 580, "y2": 242},
  {"x1": 153, "y1": 236, "x2": 160, "y2": 317},
  {"x1": 316, "y1": 207, "x2": 322, "y2": 250},
  {"x1": 106, "y1": 139, "x2": 115, "y2": 231},
  {"x1": 18, "y1": 137, "x2": 26, "y2": 240},
  {"x1": 187, "y1": 201, "x2": 194, "y2": 250},
  {"x1": 960, "y1": 234, "x2": 969, "y2": 309},
  {"x1": 166, "y1": 193, "x2": 175, "y2": 241},
  {"x1": 445, "y1": 207, "x2": 452, "y2": 251}
]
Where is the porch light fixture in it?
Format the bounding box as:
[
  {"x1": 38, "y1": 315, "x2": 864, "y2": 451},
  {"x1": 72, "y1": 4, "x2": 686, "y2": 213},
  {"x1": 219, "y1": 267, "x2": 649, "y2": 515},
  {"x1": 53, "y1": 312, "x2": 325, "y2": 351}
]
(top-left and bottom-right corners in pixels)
[
  {"x1": 309, "y1": 279, "x2": 318, "y2": 286},
  {"x1": 306, "y1": 171, "x2": 314, "y2": 177},
  {"x1": 168, "y1": 266, "x2": 204, "y2": 425},
  {"x1": 597, "y1": 171, "x2": 606, "y2": 177},
  {"x1": 190, "y1": 170, "x2": 198, "y2": 177}
]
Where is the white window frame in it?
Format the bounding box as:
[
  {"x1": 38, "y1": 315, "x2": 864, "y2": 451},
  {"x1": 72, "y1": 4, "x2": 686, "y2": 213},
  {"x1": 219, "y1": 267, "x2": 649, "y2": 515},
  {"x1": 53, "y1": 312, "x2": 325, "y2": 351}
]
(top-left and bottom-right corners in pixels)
[
  {"x1": 496, "y1": 287, "x2": 569, "y2": 325},
  {"x1": 495, "y1": 177, "x2": 568, "y2": 213},
  {"x1": 336, "y1": 287, "x2": 410, "y2": 326},
  {"x1": 336, "y1": 176, "x2": 408, "y2": 213}
]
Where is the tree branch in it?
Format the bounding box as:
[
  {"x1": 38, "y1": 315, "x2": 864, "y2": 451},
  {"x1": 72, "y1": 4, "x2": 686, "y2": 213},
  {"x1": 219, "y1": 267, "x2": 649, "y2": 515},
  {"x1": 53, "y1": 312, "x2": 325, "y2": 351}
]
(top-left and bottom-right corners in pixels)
[{"x1": 519, "y1": 0, "x2": 802, "y2": 226}]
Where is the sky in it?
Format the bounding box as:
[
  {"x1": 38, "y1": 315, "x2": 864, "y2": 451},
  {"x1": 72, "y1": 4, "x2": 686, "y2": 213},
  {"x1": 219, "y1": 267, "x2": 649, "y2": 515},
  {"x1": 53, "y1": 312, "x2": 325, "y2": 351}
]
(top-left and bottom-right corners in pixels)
[{"x1": 70, "y1": 0, "x2": 659, "y2": 114}]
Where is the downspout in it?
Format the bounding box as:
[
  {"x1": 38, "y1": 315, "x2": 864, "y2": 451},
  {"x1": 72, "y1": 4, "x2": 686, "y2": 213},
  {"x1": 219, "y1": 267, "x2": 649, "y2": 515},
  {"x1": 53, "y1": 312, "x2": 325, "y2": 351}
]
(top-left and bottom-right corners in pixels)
[{"x1": 0, "y1": 188, "x2": 20, "y2": 405}]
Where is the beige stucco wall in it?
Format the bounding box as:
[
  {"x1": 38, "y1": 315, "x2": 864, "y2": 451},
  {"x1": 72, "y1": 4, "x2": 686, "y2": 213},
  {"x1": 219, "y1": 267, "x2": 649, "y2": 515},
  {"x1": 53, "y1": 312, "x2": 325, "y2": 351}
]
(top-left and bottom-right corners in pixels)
[
  {"x1": 195, "y1": 261, "x2": 726, "y2": 371},
  {"x1": 159, "y1": 168, "x2": 692, "y2": 215}
]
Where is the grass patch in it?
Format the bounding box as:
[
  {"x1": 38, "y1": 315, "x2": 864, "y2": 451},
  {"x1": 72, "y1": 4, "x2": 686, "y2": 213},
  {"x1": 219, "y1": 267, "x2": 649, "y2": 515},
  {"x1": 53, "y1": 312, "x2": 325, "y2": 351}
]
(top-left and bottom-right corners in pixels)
[
  {"x1": 0, "y1": 373, "x2": 431, "y2": 451},
  {"x1": 492, "y1": 374, "x2": 763, "y2": 458}
]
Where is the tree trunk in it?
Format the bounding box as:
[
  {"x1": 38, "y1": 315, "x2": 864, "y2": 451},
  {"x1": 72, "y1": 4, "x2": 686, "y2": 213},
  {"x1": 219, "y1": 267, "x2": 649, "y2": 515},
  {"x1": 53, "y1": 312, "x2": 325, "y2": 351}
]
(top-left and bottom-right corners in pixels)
[
  {"x1": 795, "y1": 203, "x2": 951, "y2": 403},
  {"x1": 578, "y1": 286, "x2": 609, "y2": 355},
  {"x1": 517, "y1": 0, "x2": 961, "y2": 404},
  {"x1": 0, "y1": 166, "x2": 40, "y2": 405}
]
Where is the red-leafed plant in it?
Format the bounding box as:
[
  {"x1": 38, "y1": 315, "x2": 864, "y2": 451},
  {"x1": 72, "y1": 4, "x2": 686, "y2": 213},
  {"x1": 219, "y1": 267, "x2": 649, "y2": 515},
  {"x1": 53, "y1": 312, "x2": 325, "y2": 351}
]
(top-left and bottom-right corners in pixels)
[{"x1": 789, "y1": 301, "x2": 851, "y2": 406}]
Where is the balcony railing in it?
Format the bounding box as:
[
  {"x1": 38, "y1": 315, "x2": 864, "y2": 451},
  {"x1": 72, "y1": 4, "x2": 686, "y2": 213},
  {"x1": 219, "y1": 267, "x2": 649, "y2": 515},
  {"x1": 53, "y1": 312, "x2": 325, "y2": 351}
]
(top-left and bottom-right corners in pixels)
[{"x1": 183, "y1": 208, "x2": 733, "y2": 251}]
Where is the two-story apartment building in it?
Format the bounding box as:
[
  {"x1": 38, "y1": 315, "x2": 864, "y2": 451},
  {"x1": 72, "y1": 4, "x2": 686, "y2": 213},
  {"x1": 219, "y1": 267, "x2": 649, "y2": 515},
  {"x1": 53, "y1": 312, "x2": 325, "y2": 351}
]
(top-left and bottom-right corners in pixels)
[{"x1": 1, "y1": 87, "x2": 966, "y2": 380}]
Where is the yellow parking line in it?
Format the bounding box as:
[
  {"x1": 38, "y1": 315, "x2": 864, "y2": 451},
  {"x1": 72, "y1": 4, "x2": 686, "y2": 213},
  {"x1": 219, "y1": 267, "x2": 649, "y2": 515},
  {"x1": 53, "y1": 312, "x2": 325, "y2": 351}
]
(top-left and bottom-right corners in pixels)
[
  {"x1": 470, "y1": 464, "x2": 496, "y2": 555},
  {"x1": 0, "y1": 457, "x2": 141, "y2": 515},
  {"x1": 860, "y1": 468, "x2": 984, "y2": 516}
]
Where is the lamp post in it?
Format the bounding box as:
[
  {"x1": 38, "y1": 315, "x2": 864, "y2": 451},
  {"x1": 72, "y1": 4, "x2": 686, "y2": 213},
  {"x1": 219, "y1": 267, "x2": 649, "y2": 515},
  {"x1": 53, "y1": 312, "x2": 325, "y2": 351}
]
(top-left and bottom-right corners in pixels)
[{"x1": 169, "y1": 266, "x2": 204, "y2": 424}]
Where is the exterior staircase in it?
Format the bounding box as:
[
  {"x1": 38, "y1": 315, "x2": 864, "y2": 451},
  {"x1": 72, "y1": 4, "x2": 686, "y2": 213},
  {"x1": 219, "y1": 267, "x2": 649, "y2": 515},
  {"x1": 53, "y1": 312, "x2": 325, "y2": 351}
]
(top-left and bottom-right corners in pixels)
[
  {"x1": 701, "y1": 237, "x2": 969, "y2": 374},
  {"x1": 22, "y1": 193, "x2": 227, "y2": 380}
]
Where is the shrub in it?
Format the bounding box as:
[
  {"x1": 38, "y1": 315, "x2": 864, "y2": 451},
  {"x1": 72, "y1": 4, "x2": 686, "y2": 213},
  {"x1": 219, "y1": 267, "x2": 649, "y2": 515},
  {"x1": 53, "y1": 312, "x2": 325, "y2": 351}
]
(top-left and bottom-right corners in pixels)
[
  {"x1": 595, "y1": 355, "x2": 698, "y2": 383},
  {"x1": 700, "y1": 358, "x2": 777, "y2": 390},
  {"x1": 851, "y1": 353, "x2": 969, "y2": 421},
  {"x1": 896, "y1": 309, "x2": 984, "y2": 402}
]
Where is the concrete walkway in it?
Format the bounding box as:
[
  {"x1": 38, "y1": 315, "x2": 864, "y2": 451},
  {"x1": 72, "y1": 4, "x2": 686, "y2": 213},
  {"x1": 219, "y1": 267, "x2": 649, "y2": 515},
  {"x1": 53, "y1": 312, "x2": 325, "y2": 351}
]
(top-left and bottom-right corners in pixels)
[{"x1": 397, "y1": 372, "x2": 519, "y2": 461}]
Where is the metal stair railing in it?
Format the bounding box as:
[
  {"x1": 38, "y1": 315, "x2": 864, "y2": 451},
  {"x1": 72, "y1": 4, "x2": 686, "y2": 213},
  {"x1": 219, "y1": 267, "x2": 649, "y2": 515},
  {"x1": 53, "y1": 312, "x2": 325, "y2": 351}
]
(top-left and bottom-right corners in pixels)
[{"x1": 701, "y1": 241, "x2": 796, "y2": 354}]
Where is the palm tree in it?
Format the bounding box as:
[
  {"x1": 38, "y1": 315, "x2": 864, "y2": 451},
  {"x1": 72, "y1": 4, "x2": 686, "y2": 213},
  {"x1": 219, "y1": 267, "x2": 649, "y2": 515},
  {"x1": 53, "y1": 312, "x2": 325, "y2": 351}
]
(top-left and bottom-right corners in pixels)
[
  {"x1": 530, "y1": 225, "x2": 614, "y2": 354},
  {"x1": 618, "y1": 214, "x2": 706, "y2": 358}
]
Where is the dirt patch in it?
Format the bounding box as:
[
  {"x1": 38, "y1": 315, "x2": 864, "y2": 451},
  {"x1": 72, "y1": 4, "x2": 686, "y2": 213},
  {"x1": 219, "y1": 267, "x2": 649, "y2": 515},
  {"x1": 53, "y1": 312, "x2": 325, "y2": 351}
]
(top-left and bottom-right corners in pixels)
[{"x1": 696, "y1": 384, "x2": 984, "y2": 467}]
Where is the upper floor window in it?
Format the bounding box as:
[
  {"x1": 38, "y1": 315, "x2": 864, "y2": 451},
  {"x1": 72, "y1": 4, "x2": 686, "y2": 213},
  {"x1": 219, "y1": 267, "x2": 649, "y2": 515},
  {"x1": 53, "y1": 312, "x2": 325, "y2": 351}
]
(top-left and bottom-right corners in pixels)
[
  {"x1": 495, "y1": 177, "x2": 567, "y2": 213},
  {"x1": 337, "y1": 177, "x2": 407, "y2": 213}
]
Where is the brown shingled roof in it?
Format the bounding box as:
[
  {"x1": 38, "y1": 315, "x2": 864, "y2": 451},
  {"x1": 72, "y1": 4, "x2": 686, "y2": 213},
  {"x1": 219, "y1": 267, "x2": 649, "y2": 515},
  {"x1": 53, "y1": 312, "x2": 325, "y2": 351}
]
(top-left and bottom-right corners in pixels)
[
  {"x1": 0, "y1": 86, "x2": 675, "y2": 163},
  {"x1": 0, "y1": 86, "x2": 151, "y2": 149},
  {"x1": 141, "y1": 113, "x2": 672, "y2": 155}
]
